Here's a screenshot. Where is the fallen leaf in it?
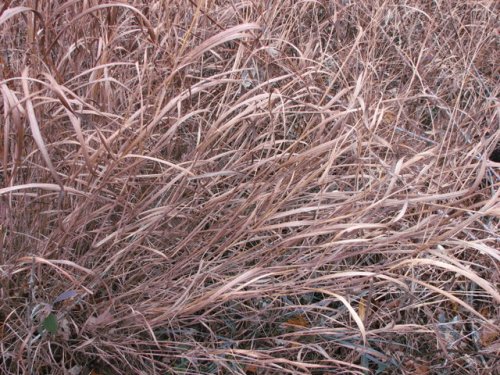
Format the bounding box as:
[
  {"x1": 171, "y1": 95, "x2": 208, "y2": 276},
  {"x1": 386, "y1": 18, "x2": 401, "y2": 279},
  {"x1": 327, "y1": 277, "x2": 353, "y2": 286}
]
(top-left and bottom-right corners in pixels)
[
  {"x1": 382, "y1": 110, "x2": 396, "y2": 125},
  {"x1": 84, "y1": 308, "x2": 113, "y2": 331},
  {"x1": 68, "y1": 365, "x2": 82, "y2": 375},
  {"x1": 414, "y1": 363, "x2": 430, "y2": 375},
  {"x1": 479, "y1": 323, "x2": 499, "y2": 347},
  {"x1": 53, "y1": 289, "x2": 78, "y2": 304},
  {"x1": 480, "y1": 341, "x2": 500, "y2": 354},
  {"x1": 245, "y1": 364, "x2": 258, "y2": 374},
  {"x1": 479, "y1": 306, "x2": 491, "y2": 318},
  {"x1": 58, "y1": 317, "x2": 71, "y2": 341},
  {"x1": 284, "y1": 314, "x2": 309, "y2": 328}
]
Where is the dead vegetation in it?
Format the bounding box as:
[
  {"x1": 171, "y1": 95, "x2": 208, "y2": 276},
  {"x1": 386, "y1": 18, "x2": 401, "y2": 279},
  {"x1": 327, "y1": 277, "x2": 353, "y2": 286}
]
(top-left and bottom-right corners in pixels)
[{"x1": 0, "y1": 1, "x2": 499, "y2": 374}]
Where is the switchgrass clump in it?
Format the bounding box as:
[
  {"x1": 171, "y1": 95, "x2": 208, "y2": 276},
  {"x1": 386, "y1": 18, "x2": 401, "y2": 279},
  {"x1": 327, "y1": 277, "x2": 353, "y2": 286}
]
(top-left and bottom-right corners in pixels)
[{"x1": 0, "y1": 1, "x2": 499, "y2": 374}]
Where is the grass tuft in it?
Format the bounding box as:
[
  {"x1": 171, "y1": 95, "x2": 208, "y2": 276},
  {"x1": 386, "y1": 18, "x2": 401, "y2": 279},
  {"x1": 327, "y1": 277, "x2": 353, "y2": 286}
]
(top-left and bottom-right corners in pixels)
[{"x1": 1, "y1": 1, "x2": 499, "y2": 374}]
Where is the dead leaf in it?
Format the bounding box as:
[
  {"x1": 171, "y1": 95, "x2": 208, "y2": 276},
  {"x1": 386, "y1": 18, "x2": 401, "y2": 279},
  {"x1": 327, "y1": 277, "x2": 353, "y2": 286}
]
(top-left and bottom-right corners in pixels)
[
  {"x1": 414, "y1": 363, "x2": 430, "y2": 375},
  {"x1": 84, "y1": 308, "x2": 113, "y2": 331},
  {"x1": 480, "y1": 341, "x2": 500, "y2": 354},
  {"x1": 245, "y1": 364, "x2": 258, "y2": 374},
  {"x1": 284, "y1": 314, "x2": 309, "y2": 328},
  {"x1": 58, "y1": 317, "x2": 71, "y2": 341},
  {"x1": 67, "y1": 365, "x2": 82, "y2": 375},
  {"x1": 479, "y1": 306, "x2": 491, "y2": 318},
  {"x1": 404, "y1": 360, "x2": 429, "y2": 375},
  {"x1": 382, "y1": 110, "x2": 396, "y2": 125},
  {"x1": 53, "y1": 289, "x2": 78, "y2": 304},
  {"x1": 479, "y1": 323, "x2": 499, "y2": 347}
]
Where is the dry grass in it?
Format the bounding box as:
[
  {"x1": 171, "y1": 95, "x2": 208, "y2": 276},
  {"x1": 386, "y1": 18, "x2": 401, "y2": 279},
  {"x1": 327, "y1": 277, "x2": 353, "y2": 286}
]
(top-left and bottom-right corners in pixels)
[{"x1": 0, "y1": 1, "x2": 499, "y2": 374}]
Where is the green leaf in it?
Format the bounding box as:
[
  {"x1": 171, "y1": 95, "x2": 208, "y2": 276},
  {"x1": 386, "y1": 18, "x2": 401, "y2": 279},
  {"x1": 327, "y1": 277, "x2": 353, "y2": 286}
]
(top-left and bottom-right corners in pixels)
[{"x1": 42, "y1": 313, "x2": 58, "y2": 334}]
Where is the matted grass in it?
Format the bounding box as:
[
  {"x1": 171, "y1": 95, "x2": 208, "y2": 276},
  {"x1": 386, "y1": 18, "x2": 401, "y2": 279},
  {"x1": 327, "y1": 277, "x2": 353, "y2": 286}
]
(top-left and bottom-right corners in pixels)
[{"x1": 0, "y1": 1, "x2": 499, "y2": 374}]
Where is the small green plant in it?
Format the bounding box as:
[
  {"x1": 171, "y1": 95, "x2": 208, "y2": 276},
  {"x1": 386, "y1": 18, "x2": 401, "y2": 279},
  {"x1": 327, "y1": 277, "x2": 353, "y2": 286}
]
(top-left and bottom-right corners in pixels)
[
  {"x1": 40, "y1": 313, "x2": 58, "y2": 334},
  {"x1": 34, "y1": 290, "x2": 78, "y2": 335}
]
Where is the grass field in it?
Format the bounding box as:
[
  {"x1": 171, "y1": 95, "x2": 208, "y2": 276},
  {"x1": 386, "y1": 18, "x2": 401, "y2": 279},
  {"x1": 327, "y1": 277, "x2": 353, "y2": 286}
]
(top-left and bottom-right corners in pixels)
[{"x1": 0, "y1": 1, "x2": 499, "y2": 374}]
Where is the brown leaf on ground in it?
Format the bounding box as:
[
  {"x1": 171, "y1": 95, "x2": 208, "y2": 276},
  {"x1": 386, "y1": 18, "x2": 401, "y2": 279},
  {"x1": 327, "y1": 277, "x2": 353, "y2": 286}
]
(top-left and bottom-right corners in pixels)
[
  {"x1": 284, "y1": 314, "x2": 309, "y2": 328},
  {"x1": 84, "y1": 309, "x2": 114, "y2": 331}
]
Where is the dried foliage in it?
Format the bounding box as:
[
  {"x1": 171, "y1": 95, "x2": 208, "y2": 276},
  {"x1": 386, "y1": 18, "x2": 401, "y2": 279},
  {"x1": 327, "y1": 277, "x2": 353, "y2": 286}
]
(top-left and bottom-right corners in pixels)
[{"x1": 0, "y1": 1, "x2": 499, "y2": 374}]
